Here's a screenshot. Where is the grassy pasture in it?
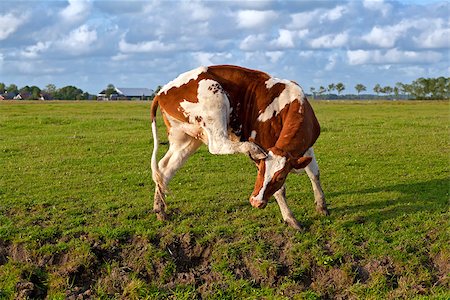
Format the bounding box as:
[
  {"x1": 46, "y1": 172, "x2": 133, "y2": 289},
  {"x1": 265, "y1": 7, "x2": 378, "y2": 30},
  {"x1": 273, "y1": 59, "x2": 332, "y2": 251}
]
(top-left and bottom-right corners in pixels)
[{"x1": 0, "y1": 100, "x2": 448, "y2": 299}]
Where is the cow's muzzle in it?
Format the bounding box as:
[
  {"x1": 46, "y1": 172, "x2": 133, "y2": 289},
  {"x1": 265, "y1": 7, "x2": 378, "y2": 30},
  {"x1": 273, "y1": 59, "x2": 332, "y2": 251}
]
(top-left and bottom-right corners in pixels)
[{"x1": 249, "y1": 196, "x2": 268, "y2": 209}]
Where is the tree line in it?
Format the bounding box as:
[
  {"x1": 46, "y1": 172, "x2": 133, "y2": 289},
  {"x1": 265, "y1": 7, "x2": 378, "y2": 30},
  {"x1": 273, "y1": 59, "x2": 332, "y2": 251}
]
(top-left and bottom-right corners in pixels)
[
  {"x1": 310, "y1": 77, "x2": 449, "y2": 100},
  {"x1": 1, "y1": 76, "x2": 449, "y2": 101},
  {"x1": 0, "y1": 83, "x2": 91, "y2": 100}
]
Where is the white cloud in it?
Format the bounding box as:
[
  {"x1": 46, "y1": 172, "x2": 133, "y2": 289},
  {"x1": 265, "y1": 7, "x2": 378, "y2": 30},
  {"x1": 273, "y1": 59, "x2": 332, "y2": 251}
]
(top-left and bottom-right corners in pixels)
[
  {"x1": 325, "y1": 53, "x2": 339, "y2": 71},
  {"x1": 21, "y1": 41, "x2": 52, "y2": 58},
  {"x1": 347, "y1": 48, "x2": 443, "y2": 65},
  {"x1": 412, "y1": 19, "x2": 450, "y2": 49},
  {"x1": 288, "y1": 5, "x2": 348, "y2": 29},
  {"x1": 0, "y1": 0, "x2": 448, "y2": 94},
  {"x1": 60, "y1": 0, "x2": 92, "y2": 22},
  {"x1": 363, "y1": 26, "x2": 395, "y2": 48},
  {"x1": 193, "y1": 52, "x2": 214, "y2": 66},
  {"x1": 323, "y1": 5, "x2": 347, "y2": 21},
  {"x1": 119, "y1": 38, "x2": 176, "y2": 53},
  {"x1": 362, "y1": 19, "x2": 414, "y2": 48},
  {"x1": 299, "y1": 51, "x2": 314, "y2": 58},
  {"x1": 363, "y1": 18, "x2": 450, "y2": 49},
  {"x1": 271, "y1": 29, "x2": 295, "y2": 49},
  {"x1": 58, "y1": 25, "x2": 98, "y2": 55},
  {"x1": 192, "y1": 51, "x2": 233, "y2": 66},
  {"x1": 288, "y1": 11, "x2": 317, "y2": 29},
  {"x1": 418, "y1": 28, "x2": 450, "y2": 49},
  {"x1": 399, "y1": 66, "x2": 426, "y2": 77},
  {"x1": 347, "y1": 49, "x2": 372, "y2": 65},
  {"x1": 111, "y1": 53, "x2": 129, "y2": 61},
  {"x1": 239, "y1": 34, "x2": 267, "y2": 51},
  {"x1": 266, "y1": 51, "x2": 283, "y2": 63},
  {"x1": 236, "y1": 10, "x2": 278, "y2": 29},
  {"x1": 310, "y1": 32, "x2": 349, "y2": 48},
  {"x1": 0, "y1": 13, "x2": 28, "y2": 40},
  {"x1": 16, "y1": 61, "x2": 64, "y2": 75},
  {"x1": 180, "y1": 1, "x2": 213, "y2": 21},
  {"x1": 363, "y1": 0, "x2": 391, "y2": 17}
]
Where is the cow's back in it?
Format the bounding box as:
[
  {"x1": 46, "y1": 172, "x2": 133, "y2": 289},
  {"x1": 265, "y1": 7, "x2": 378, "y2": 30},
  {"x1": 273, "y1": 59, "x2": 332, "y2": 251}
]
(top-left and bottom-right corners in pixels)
[{"x1": 155, "y1": 65, "x2": 320, "y2": 157}]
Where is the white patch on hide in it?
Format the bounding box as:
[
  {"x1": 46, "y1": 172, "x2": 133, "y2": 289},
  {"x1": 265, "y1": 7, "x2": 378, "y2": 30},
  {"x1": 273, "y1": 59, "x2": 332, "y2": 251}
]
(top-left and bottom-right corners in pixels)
[
  {"x1": 257, "y1": 81, "x2": 305, "y2": 122},
  {"x1": 265, "y1": 77, "x2": 291, "y2": 89},
  {"x1": 158, "y1": 66, "x2": 208, "y2": 95},
  {"x1": 179, "y1": 79, "x2": 233, "y2": 154},
  {"x1": 254, "y1": 151, "x2": 286, "y2": 201},
  {"x1": 250, "y1": 130, "x2": 257, "y2": 139}
]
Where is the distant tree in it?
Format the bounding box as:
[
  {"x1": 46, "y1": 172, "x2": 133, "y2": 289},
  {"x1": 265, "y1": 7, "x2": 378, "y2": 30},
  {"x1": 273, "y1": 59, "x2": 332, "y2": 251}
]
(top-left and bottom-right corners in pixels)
[
  {"x1": 19, "y1": 85, "x2": 31, "y2": 93},
  {"x1": 373, "y1": 84, "x2": 382, "y2": 96},
  {"x1": 105, "y1": 83, "x2": 116, "y2": 99},
  {"x1": 408, "y1": 77, "x2": 450, "y2": 99},
  {"x1": 393, "y1": 86, "x2": 399, "y2": 99},
  {"x1": 44, "y1": 84, "x2": 57, "y2": 96},
  {"x1": 310, "y1": 87, "x2": 316, "y2": 99},
  {"x1": 54, "y1": 86, "x2": 84, "y2": 100},
  {"x1": 150, "y1": 85, "x2": 162, "y2": 101},
  {"x1": 382, "y1": 86, "x2": 393, "y2": 98},
  {"x1": 30, "y1": 86, "x2": 41, "y2": 100},
  {"x1": 6, "y1": 84, "x2": 18, "y2": 94},
  {"x1": 0, "y1": 82, "x2": 5, "y2": 94},
  {"x1": 335, "y1": 82, "x2": 345, "y2": 95},
  {"x1": 327, "y1": 83, "x2": 335, "y2": 93},
  {"x1": 395, "y1": 82, "x2": 405, "y2": 98},
  {"x1": 435, "y1": 76, "x2": 449, "y2": 99},
  {"x1": 355, "y1": 84, "x2": 366, "y2": 95},
  {"x1": 76, "y1": 92, "x2": 90, "y2": 100},
  {"x1": 318, "y1": 86, "x2": 326, "y2": 95}
]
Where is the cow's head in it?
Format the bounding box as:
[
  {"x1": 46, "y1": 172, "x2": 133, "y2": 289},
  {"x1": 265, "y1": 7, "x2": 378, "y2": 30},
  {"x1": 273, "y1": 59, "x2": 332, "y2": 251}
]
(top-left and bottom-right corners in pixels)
[{"x1": 249, "y1": 148, "x2": 312, "y2": 208}]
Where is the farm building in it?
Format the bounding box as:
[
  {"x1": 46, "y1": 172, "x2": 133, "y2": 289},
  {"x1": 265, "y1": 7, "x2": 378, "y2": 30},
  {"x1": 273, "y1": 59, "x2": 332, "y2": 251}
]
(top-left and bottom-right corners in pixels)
[
  {"x1": 97, "y1": 87, "x2": 154, "y2": 100},
  {"x1": 0, "y1": 92, "x2": 17, "y2": 100}
]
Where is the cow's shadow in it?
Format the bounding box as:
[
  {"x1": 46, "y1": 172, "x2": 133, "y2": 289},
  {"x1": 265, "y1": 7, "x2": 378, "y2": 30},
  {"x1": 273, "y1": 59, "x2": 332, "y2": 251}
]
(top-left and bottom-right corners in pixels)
[{"x1": 328, "y1": 177, "x2": 448, "y2": 224}]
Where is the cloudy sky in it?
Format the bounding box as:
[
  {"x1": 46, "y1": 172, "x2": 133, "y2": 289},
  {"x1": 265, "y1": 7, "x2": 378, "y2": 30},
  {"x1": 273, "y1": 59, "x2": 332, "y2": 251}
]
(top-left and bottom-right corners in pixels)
[{"x1": 1, "y1": 0, "x2": 449, "y2": 94}]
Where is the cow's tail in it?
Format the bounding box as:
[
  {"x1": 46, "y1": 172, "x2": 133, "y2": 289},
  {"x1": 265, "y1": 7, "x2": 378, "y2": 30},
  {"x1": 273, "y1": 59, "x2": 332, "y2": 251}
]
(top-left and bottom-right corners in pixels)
[{"x1": 150, "y1": 97, "x2": 167, "y2": 194}]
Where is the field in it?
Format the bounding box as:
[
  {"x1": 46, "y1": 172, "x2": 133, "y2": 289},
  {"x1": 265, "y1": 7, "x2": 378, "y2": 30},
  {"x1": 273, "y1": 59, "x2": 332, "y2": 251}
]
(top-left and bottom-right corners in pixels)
[{"x1": 0, "y1": 100, "x2": 448, "y2": 299}]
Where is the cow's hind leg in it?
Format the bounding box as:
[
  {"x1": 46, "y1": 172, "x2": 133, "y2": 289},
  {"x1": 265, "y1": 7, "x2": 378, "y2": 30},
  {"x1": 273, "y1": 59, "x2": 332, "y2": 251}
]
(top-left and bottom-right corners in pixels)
[
  {"x1": 182, "y1": 79, "x2": 267, "y2": 160},
  {"x1": 304, "y1": 148, "x2": 329, "y2": 215},
  {"x1": 153, "y1": 130, "x2": 202, "y2": 220},
  {"x1": 274, "y1": 185, "x2": 302, "y2": 230}
]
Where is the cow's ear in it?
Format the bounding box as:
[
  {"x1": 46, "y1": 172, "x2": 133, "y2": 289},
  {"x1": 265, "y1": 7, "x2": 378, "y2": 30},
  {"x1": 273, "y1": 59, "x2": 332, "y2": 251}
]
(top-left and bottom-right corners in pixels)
[{"x1": 291, "y1": 156, "x2": 312, "y2": 169}]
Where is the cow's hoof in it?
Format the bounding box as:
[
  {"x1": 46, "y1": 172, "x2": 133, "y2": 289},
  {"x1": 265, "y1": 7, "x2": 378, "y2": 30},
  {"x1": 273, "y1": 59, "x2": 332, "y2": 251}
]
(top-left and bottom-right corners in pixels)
[
  {"x1": 154, "y1": 210, "x2": 168, "y2": 221},
  {"x1": 285, "y1": 218, "x2": 303, "y2": 231},
  {"x1": 316, "y1": 206, "x2": 330, "y2": 216},
  {"x1": 249, "y1": 197, "x2": 267, "y2": 209}
]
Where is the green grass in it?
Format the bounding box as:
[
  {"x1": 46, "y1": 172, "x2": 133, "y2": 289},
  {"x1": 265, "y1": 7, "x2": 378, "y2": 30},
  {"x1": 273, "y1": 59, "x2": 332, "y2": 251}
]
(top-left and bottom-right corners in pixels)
[{"x1": 0, "y1": 100, "x2": 448, "y2": 299}]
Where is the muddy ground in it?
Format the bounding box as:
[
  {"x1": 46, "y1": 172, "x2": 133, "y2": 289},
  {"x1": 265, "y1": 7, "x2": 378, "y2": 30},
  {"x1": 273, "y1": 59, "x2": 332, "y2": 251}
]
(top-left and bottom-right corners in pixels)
[{"x1": 1, "y1": 231, "x2": 448, "y2": 299}]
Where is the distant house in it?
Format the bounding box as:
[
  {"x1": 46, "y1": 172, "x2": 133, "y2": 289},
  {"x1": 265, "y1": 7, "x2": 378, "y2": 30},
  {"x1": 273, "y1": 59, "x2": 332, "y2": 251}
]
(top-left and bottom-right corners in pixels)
[
  {"x1": 13, "y1": 92, "x2": 32, "y2": 100},
  {"x1": 97, "y1": 87, "x2": 154, "y2": 100},
  {"x1": 1, "y1": 92, "x2": 17, "y2": 100},
  {"x1": 39, "y1": 93, "x2": 52, "y2": 100}
]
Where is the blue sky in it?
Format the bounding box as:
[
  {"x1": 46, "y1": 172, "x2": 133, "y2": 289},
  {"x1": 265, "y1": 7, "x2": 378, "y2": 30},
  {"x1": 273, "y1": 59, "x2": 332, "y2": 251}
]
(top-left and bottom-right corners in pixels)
[{"x1": 1, "y1": 0, "x2": 449, "y2": 94}]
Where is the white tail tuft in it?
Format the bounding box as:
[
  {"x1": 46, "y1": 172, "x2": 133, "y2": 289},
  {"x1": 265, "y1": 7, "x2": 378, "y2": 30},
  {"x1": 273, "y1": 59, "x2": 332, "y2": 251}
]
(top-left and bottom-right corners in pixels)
[{"x1": 151, "y1": 119, "x2": 168, "y2": 194}]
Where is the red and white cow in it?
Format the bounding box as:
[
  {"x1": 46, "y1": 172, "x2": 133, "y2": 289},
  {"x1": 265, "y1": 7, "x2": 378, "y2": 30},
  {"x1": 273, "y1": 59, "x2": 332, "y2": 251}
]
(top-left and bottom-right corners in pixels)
[{"x1": 150, "y1": 65, "x2": 328, "y2": 229}]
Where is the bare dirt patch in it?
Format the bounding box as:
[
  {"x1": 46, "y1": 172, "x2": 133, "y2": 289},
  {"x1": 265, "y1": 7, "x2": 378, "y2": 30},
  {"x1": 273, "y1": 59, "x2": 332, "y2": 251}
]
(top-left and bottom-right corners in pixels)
[{"x1": 1, "y1": 232, "x2": 448, "y2": 299}]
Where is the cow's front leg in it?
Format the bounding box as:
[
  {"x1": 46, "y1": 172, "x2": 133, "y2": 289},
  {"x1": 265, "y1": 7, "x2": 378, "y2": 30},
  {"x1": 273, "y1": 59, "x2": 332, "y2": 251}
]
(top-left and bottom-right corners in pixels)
[
  {"x1": 304, "y1": 148, "x2": 329, "y2": 215},
  {"x1": 274, "y1": 185, "x2": 302, "y2": 230}
]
